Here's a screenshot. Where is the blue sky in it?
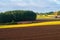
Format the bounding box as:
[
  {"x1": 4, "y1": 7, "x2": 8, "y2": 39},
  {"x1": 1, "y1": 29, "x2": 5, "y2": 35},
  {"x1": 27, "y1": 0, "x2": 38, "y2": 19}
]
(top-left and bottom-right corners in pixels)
[{"x1": 0, "y1": 0, "x2": 60, "y2": 13}]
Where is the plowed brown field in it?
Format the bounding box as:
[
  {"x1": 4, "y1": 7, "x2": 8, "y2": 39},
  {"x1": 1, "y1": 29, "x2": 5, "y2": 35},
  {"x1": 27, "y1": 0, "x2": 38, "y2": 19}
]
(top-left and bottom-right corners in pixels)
[{"x1": 0, "y1": 25, "x2": 60, "y2": 40}]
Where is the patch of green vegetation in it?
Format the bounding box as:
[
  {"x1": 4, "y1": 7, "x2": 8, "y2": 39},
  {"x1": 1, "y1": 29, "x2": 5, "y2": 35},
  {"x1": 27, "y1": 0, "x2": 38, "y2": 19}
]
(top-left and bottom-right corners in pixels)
[{"x1": 0, "y1": 10, "x2": 36, "y2": 25}]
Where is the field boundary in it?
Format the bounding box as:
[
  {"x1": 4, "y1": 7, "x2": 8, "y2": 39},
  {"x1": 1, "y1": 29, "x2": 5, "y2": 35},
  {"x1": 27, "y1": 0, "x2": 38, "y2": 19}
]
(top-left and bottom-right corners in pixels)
[{"x1": 0, "y1": 21, "x2": 60, "y2": 28}]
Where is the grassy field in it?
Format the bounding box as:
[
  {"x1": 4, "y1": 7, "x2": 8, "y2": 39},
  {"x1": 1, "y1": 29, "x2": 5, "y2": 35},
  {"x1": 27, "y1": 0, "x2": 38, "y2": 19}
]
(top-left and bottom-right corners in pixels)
[
  {"x1": 36, "y1": 15, "x2": 60, "y2": 20},
  {"x1": 36, "y1": 15, "x2": 55, "y2": 20},
  {"x1": 0, "y1": 21, "x2": 60, "y2": 28},
  {"x1": 36, "y1": 15, "x2": 51, "y2": 19}
]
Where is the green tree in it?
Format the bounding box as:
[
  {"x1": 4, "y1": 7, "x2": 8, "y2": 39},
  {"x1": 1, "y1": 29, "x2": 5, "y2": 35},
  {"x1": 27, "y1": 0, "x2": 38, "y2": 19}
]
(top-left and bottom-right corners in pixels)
[{"x1": 0, "y1": 10, "x2": 36, "y2": 24}]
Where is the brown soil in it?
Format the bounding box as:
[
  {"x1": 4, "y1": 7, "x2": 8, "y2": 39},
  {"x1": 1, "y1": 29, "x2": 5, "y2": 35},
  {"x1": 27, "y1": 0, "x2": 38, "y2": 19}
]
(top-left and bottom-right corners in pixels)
[{"x1": 0, "y1": 25, "x2": 60, "y2": 40}]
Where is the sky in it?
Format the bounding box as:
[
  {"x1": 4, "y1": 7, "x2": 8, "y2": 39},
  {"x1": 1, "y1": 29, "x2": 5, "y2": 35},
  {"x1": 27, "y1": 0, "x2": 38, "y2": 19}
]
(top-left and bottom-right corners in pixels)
[{"x1": 0, "y1": 0, "x2": 60, "y2": 13}]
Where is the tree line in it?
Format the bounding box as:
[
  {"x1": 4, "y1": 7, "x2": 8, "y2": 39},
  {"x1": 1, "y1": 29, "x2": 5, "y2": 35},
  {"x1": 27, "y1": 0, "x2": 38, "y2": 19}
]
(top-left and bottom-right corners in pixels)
[
  {"x1": 37, "y1": 11, "x2": 60, "y2": 15},
  {"x1": 0, "y1": 10, "x2": 36, "y2": 24}
]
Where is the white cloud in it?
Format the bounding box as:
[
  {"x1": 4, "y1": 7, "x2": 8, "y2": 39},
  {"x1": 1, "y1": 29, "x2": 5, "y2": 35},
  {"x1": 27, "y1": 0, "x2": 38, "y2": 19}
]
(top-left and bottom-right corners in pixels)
[
  {"x1": 16, "y1": 2, "x2": 28, "y2": 6},
  {"x1": 0, "y1": 2, "x2": 8, "y2": 7},
  {"x1": 0, "y1": 0, "x2": 51, "y2": 7},
  {"x1": 10, "y1": 0, "x2": 23, "y2": 2},
  {"x1": 8, "y1": 0, "x2": 49, "y2": 7},
  {"x1": 53, "y1": 0, "x2": 60, "y2": 4},
  {"x1": 0, "y1": 0, "x2": 60, "y2": 12}
]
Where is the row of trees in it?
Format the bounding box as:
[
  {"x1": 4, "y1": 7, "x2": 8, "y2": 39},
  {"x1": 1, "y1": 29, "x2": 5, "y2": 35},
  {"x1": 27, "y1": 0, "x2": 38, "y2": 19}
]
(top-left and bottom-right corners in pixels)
[
  {"x1": 0, "y1": 10, "x2": 36, "y2": 24},
  {"x1": 37, "y1": 11, "x2": 60, "y2": 15}
]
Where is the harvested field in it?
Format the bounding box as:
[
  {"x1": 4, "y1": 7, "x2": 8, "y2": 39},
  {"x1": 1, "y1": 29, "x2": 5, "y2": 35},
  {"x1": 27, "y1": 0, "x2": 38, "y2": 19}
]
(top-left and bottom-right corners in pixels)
[{"x1": 0, "y1": 25, "x2": 60, "y2": 40}]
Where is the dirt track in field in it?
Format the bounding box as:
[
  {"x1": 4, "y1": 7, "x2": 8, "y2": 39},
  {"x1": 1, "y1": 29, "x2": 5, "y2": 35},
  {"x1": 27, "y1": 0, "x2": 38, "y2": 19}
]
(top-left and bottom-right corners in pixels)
[{"x1": 0, "y1": 25, "x2": 60, "y2": 40}]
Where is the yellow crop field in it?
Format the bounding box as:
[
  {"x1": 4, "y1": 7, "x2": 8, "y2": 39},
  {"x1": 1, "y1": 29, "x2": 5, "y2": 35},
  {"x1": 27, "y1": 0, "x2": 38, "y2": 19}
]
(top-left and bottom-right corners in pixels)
[
  {"x1": 36, "y1": 15, "x2": 54, "y2": 20},
  {"x1": 0, "y1": 21, "x2": 60, "y2": 28}
]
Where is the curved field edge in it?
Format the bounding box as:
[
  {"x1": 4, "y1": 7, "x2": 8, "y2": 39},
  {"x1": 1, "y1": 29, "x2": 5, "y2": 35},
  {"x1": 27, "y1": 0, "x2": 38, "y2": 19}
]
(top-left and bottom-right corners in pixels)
[{"x1": 0, "y1": 21, "x2": 60, "y2": 28}]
